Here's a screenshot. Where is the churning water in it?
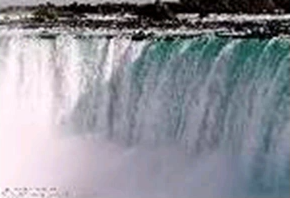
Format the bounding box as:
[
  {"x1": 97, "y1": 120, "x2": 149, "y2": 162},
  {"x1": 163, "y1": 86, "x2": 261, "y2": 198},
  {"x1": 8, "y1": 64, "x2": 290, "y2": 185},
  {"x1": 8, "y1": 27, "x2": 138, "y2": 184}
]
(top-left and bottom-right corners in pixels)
[{"x1": 0, "y1": 30, "x2": 289, "y2": 198}]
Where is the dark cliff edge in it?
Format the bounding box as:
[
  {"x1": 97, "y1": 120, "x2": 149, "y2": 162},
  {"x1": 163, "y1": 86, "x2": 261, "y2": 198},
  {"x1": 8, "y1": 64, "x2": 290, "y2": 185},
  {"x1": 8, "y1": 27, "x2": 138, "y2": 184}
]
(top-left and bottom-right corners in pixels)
[{"x1": 0, "y1": 1, "x2": 290, "y2": 40}]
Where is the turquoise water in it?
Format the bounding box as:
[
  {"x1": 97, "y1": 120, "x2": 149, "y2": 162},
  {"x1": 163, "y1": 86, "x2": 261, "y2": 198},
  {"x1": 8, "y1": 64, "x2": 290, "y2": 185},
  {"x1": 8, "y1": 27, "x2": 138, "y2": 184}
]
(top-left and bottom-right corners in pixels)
[{"x1": 129, "y1": 37, "x2": 290, "y2": 197}]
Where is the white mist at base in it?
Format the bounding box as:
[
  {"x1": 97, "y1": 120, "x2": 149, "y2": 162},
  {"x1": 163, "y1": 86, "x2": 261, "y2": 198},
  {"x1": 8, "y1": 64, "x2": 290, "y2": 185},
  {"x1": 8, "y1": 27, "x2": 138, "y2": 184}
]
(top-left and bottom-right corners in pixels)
[
  {"x1": 0, "y1": 135, "x2": 241, "y2": 198},
  {"x1": 0, "y1": 114, "x2": 240, "y2": 197},
  {"x1": 0, "y1": 94, "x2": 240, "y2": 197}
]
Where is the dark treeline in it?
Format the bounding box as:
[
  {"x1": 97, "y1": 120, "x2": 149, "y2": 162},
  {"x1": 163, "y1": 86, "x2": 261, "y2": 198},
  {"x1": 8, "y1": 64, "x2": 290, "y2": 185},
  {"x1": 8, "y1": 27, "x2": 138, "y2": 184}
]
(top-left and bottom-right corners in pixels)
[
  {"x1": 53, "y1": 0, "x2": 290, "y2": 15},
  {"x1": 180, "y1": 0, "x2": 290, "y2": 14},
  {"x1": 1, "y1": 0, "x2": 290, "y2": 20}
]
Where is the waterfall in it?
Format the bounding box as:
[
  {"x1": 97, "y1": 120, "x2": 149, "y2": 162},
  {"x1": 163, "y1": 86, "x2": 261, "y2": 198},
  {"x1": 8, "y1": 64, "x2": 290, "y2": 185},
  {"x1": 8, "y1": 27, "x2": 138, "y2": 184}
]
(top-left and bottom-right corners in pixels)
[{"x1": 0, "y1": 31, "x2": 289, "y2": 198}]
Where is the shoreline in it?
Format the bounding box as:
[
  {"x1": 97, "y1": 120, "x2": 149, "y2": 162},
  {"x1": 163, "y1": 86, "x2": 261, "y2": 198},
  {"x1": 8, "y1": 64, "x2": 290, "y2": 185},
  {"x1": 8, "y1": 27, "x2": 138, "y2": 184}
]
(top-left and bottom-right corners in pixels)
[
  {"x1": 1, "y1": 3, "x2": 290, "y2": 39},
  {"x1": 1, "y1": 16, "x2": 289, "y2": 40},
  {"x1": 1, "y1": 27, "x2": 289, "y2": 41}
]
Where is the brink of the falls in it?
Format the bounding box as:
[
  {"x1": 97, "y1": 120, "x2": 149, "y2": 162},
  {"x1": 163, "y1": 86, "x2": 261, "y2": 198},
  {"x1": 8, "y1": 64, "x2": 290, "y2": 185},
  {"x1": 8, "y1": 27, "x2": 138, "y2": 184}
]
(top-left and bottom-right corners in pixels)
[{"x1": 0, "y1": 31, "x2": 289, "y2": 198}]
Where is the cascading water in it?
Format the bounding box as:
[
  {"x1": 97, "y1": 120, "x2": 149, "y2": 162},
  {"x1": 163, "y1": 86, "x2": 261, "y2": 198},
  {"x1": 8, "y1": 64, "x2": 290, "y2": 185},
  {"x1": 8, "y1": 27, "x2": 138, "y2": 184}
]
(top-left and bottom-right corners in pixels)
[{"x1": 0, "y1": 30, "x2": 289, "y2": 198}]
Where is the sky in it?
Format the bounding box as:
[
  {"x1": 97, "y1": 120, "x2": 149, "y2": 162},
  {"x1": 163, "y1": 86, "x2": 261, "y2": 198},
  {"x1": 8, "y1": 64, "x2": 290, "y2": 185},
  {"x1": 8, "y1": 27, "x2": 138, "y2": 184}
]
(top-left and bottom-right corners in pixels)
[{"x1": 0, "y1": 0, "x2": 178, "y2": 7}]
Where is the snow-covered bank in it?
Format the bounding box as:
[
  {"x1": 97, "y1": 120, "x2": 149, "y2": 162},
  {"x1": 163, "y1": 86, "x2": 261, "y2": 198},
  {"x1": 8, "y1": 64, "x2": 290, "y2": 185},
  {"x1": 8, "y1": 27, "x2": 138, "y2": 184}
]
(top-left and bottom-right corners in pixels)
[{"x1": 1, "y1": 12, "x2": 289, "y2": 39}]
